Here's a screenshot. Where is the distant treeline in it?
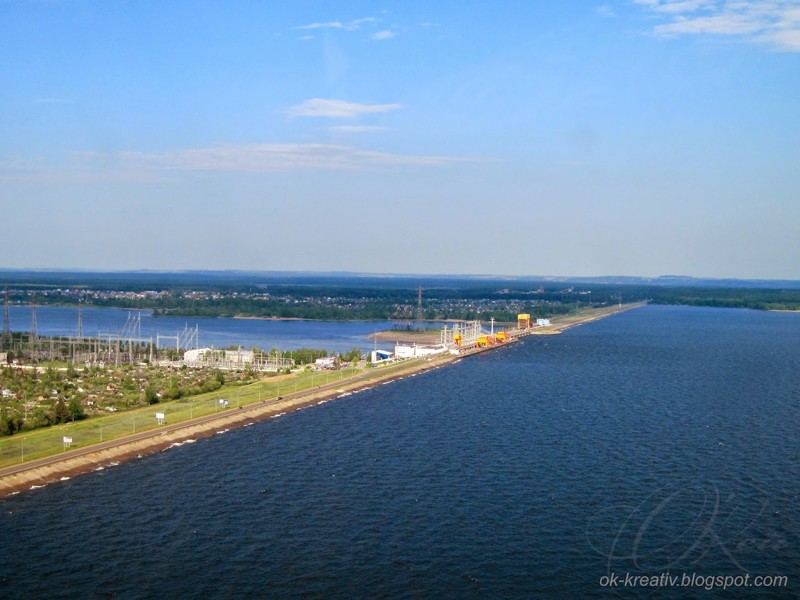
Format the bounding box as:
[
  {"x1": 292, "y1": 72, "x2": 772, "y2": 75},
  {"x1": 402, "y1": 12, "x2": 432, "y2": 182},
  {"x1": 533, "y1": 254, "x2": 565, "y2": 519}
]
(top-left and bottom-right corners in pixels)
[
  {"x1": 99, "y1": 295, "x2": 576, "y2": 322},
  {"x1": 126, "y1": 286, "x2": 800, "y2": 316},
  {"x1": 646, "y1": 286, "x2": 800, "y2": 311},
  {"x1": 5, "y1": 275, "x2": 800, "y2": 318}
]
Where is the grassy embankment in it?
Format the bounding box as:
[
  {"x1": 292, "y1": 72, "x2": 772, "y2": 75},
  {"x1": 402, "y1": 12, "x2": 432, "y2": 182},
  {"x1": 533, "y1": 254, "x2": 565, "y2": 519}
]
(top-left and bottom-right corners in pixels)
[
  {"x1": 0, "y1": 354, "x2": 454, "y2": 470},
  {"x1": 0, "y1": 366, "x2": 362, "y2": 469}
]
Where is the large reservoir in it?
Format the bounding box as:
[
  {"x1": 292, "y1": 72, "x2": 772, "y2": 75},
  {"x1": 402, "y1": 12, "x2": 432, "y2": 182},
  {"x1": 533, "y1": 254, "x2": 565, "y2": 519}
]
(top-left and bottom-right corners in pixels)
[{"x1": 2, "y1": 305, "x2": 797, "y2": 598}]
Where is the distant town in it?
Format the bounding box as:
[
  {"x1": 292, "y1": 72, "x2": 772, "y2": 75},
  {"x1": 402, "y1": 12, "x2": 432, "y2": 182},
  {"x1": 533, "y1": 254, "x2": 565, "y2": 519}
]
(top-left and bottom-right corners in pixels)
[{"x1": 3, "y1": 270, "x2": 799, "y2": 323}]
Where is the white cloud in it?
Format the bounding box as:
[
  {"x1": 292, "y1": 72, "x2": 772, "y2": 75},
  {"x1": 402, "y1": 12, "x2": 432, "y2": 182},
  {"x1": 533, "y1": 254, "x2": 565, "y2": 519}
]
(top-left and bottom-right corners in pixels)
[
  {"x1": 0, "y1": 156, "x2": 173, "y2": 184},
  {"x1": 294, "y1": 20, "x2": 344, "y2": 30},
  {"x1": 0, "y1": 156, "x2": 46, "y2": 172},
  {"x1": 634, "y1": 1, "x2": 800, "y2": 51},
  {"x1": 634, "y1": 0, "x2": 717, "y2": 13},
  {"x1": 288, "y1": 98, "x2": 403, "y2": 118},
  {"x1": 349, "y1": 17, "x2": 378, "y2": 29},
  {"x1": 596, "y1": 5, "x2": 615, "y2": 17},
  {"x1": 79, "y1": 144, "x2": 457, "y2": 172},
  {"x1": 371, "y1": 29, "x2": 395, "y2": 40},
  {"x1": 294, "y1": 17, "x2": 377, "y2": 31},
  {"x1": 330, "y1": 125, "x2": 388, "y2": 134},
  {"x1": 760, "y1": 26, "x2": 800, "y2": 49},
  {"x1": 33, "y1": 97, "x2": 70, "y2": 104},
  {"x1": 0, "y1": 143, "x2": 462, "y2": 183},
  {"x1": 655, "y1": 12, "x2": 768, "y2": 35}
]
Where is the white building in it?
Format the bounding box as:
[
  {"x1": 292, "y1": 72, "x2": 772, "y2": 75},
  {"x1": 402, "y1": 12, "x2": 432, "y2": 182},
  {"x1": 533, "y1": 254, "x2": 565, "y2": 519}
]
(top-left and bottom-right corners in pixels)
[
  {"x1": 536, "y1": 318, "x2": 551, "y2": 326},
  {"x1": 370, "y1": 350, "x2": 394, "y2": 363},
  {"x1": 184, "y1": 348, "x2": 211, "y2": 363},
  {"x1": 315, "y1": 356, "x2": 337, "y2": 369},
  {"x1": 394, "y1": 344, "x2": 448, "y2": 359}
]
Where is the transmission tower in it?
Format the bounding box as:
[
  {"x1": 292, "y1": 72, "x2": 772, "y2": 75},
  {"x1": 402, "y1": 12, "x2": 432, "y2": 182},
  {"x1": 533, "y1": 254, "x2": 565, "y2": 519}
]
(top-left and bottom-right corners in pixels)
[
  {"x1": 77, "y1": 304, "x2": 84, "y2": 339},
  {"x1": 30, "y1": 297, "x2": 38, "y2": 341}
]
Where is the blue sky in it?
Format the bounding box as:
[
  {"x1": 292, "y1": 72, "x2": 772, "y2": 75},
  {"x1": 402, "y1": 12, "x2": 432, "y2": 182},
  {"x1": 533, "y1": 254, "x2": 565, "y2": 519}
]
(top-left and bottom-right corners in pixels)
[{"x1": 1, "y1": 0, "x2": 799, "y2": 278}]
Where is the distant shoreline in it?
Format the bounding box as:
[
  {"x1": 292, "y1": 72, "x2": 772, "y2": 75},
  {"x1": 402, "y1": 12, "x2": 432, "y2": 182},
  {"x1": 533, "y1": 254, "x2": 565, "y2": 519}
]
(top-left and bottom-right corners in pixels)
[
  {"x1": 368, "y1": 330, "x2": 443, "y2": 343},
  {"x1": 231, "y1": 315, "x2": 307, "y2": 321}
]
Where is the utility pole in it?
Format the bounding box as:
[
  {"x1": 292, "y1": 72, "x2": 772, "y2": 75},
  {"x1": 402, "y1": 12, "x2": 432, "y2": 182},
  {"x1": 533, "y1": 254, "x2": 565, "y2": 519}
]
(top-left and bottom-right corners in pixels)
[{"x1": 30, "y1": 297, "x2": 38, "y2": 341}]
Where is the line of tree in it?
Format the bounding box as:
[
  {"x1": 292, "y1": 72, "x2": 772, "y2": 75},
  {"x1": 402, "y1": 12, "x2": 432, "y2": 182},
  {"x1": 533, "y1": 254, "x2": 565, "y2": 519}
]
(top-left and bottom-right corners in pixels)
[{"x1": 7, "y1": 278, "x2": 800, "y2": 318}]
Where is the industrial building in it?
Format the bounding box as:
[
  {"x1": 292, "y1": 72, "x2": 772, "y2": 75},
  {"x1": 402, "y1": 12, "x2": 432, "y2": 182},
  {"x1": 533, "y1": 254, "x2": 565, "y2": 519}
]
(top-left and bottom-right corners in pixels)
[
  {"x1": 370, "y1": 350, "x2": 394, "y2": 363},
  {"x1": 394, "y1": 344, "x2": 448, "y2": 359}
]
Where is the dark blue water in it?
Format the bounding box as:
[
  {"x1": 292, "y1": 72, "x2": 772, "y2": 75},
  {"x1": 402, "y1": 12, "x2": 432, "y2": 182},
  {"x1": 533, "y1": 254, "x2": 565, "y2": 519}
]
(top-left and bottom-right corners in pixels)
[
  {"x1": 2, "y1": 306, "x2": 798, "y2": 599},
  {"x1": 7, "y1": 305, "x2": 395, "y2": 354}
]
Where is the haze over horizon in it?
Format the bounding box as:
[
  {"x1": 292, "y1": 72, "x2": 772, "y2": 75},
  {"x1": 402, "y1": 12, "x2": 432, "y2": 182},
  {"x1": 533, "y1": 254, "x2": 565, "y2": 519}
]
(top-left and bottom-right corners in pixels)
[
  {"x1": 1, "y1": 265, "x2": 797, "y2": 281},
  {"x1": 2, "y1": 1, "x2": 798, "y2": 279}
]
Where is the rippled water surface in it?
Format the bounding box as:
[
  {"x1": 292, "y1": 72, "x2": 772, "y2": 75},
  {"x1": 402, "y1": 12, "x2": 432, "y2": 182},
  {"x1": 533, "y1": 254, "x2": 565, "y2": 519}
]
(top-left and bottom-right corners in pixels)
[{"x1": 2, "y1": 306, "x2": 798, "y2": 599}]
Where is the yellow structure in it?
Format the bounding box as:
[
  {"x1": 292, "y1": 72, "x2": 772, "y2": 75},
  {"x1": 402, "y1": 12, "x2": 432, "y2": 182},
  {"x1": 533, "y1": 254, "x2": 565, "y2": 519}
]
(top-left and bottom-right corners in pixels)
[
  {"x1": 453, "y1": 334, "x2": 462, "y2": 347},
  {"x1": 517, "y1": 313, "x2": 532, "y2": 329},
  {"x1": 476, "y1": 335, "x2": 490, "y2": 348},
  {"x1": 495, "y1": 331, "x2": 508, "y2": 342}
]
